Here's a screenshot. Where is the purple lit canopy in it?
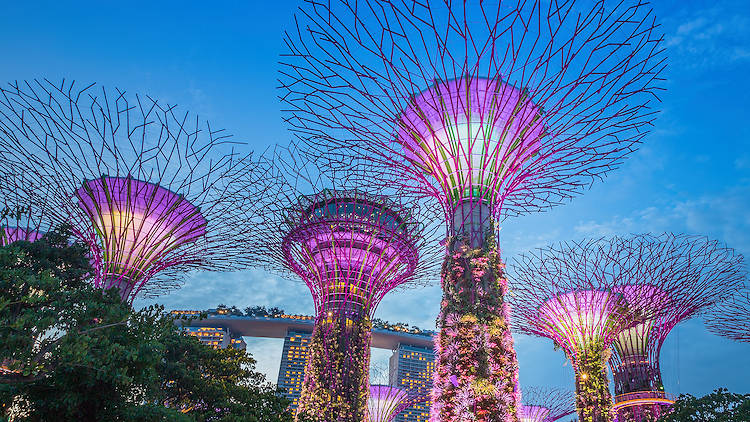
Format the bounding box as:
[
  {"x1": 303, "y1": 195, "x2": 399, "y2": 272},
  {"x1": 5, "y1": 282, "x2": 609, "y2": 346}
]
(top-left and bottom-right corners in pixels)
[
  {"x1": 0, "y1": 79, "x2": 270, "y2": 302},
  {"x1": 280, "y1": 0, "x2": 666, "y2": 237},
  {"x1": 253, "y1": 143, "x2": 441, "y2": 318},
  {"x1": 397, "y1": 77, "x2": 545, "y2": 210},
  {"x1": 76, "y1": 177, "x2": 208, "y2": 300},
  {"x1": 367, "y1": 385, "x2": 424, "y2": 422},
  {"x1": 520, "y1": 387, "x2": 575, "y2": 422}
]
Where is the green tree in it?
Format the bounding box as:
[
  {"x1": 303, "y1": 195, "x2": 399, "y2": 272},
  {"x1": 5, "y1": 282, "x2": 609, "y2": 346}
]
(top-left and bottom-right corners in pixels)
[
  {"x1": 0, "y1": 227, "x2": 188, "y2": 421},
  {"x1": 1, "y1": 228, "x2": 293, "y2": 421},
  {"x1": 657, "y1": 388, "x2": 750, "y2": 422},
  {"x1": 159, "y1": 328, "x2": 292, "y2": 422}
]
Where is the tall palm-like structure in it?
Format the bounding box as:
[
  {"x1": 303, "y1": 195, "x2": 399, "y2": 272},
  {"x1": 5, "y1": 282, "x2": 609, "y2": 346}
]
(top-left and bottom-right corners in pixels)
[
  {"x1": 250, "y1": 144, "x2": 440, "y2": 422},
  {"x1": 279, "y1": 1, "x2": 665, "y2": 419},
  {"x1": 510, "y1": 235, "x2": 715, "y2": 422},
  {"x1": 0, "y1": 79, "x2": 269, "y2": 302},
  {"x1": 607, "y1": 234, "x2": 744, "y2": 422}
]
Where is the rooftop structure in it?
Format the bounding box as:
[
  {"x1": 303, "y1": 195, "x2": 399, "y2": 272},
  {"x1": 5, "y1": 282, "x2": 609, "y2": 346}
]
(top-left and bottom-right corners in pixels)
[
  {"x1": 520, "y1": 387, "x2": 575, "y2": 422},
  {"x1": 181, "y1": 326, "x2": 246, "y2": 351},
  {"x1": 280, "y1": 1, "x2": 665, "y2": 420},
  {"x1": 607, "y1": 234, "x2": 744, "y2": 422},
  {"x1": 510, "y1": 236, "x2": 692, "y2": 422},
  {"x1": 170, "y1": 309, "x2": 435, "y2": 349},
  {"x1": 0, "y1": 80, "x2": 269, "y2": 302},
  {"x1": 248, "y1": 144, "x2": 440, "y2": 422}
]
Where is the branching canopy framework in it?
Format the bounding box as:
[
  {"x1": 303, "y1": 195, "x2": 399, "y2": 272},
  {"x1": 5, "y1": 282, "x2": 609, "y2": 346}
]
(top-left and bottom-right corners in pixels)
[
  {"x1": 249, "y1": 143, "x2": 442, "y2": 318},
  {"x1": 0, "y1": 172, "x2": 51, "y2": 245},
  {"x1": 521, "y1": 387, "x2": 575, "y2": 422},
  {"x1": 280, "y1": 0, "x2": 666, "y2": 232},
  {"x1": 368, "y1": 384, "x2": 427, "y2": 422},
  {"x1": 604, "y1": 235, "x2": 744, "y2": 399},
  {"x1": 706, "y1": 290, "x2": 750, "y2": 343},
  {"x1": 0, "y1": 79, "x2": 270, "y2": 301},
  {"x1": 509, "y1": 237, "x2": 668, "y2": 365}
]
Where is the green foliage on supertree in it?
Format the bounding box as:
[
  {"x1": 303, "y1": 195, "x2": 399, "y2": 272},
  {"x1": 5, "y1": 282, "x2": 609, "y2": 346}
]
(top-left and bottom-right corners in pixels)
[
  {"x1": 656, "y1": 388, "x2": 750, "y2": 422},
  {"x1": 296, "y1": 316, "x2": 372, "y2": 422},
  {"x1": 431, "y1": 222, "x2": 520, "y2": 422},
  {"x1": 0, "y1": 226, "x2": 294, "y2": 422},
  {"x1": 574, "y1": 343, "x2": 613, "y2": 422}
]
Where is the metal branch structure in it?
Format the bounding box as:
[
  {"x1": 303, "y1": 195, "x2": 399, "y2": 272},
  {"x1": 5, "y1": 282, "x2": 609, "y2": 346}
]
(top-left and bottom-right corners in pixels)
[
  {"x1": 508, "y1": 235, "x2": 730, "y2": 422},
  {"x1": 0, "y1": 172, "x2": 52, "y2": 246},
  {"x1": 368, "y1": 384, "x2": 428, "y2": 422},
  {"x1": 520, "y1": 387, "x2": 575, "y2": 422},
  {"x1": 706, "y1": 290, "x2": 750, "y2": 343},
  {"x1": 279, "y1": 2, "x2": 665, "y2": 420},
  {"x1": 606, "y1": 234, "x2": 744, "y2": 422},
  {"x1": 0, "y1": 79, "x2": 269, "y2": 302},
  {"x1": 249, "y1": 143, "x2": 441, "y2": 422}
]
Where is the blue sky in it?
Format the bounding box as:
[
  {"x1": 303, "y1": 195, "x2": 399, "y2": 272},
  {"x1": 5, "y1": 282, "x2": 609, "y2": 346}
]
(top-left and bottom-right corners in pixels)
[{"x1": 2, "y1": 0, "x2": 749, "y2": 397}]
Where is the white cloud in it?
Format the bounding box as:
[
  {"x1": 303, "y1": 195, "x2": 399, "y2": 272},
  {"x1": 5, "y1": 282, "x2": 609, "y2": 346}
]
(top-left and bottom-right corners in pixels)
[
  {"x1": 663, "y1": 4, "x2": 750, "y2": 69},
  {"x1": 572, "y1": 184, "x2": 750, "y2": 254}
]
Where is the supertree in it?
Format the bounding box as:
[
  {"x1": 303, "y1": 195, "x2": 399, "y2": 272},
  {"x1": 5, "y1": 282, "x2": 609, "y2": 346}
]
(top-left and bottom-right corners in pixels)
[
  {"x1": 520, "y1": 387, "x2": 575, "y2": 422},
  {"x1": 0, "y1": 79, "x2": 268, "y2": 302},
  {"x1": 706, "y1": 290, "x2": 750, "y2": 343},
  {"x1": 606, "y1": 234, "x2": 744, "y2": 422},
  {"x1": 249, "y1": 144, "x2": 440, "y2": 422},
  {"x1": 509, "y1": 235, "x2": 707, "y2": 422},
  {"x1": 279, "y1": 1, "x2": 665, "y2": 420},
  {"x1": 368, "y1": 385, "x2": 428, "y2": 422}
]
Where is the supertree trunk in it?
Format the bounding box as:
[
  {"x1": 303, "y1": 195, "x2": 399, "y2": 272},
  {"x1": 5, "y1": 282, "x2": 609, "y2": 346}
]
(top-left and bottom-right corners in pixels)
[
  {"x1": 574, "y1": 344, "x2": 613, "y2": 422},
  {"x1": 296, "y1": 315, "x2": 372, "y2": 422},
  {"x1": 432, "y1": 227, "x2": 520, "y2": 422}
]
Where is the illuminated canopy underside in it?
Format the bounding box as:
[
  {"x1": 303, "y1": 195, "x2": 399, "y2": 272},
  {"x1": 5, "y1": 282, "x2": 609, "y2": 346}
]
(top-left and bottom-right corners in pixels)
[
  {"x1": 76, "y1": 176, "x2": 207, "y2": 297},
  {"x1": 0, "y1": 227, "x2": 43, "y2": 246},
  {"x1": 520, "y1": 405, "x2": 551, "y2": 422},
  {"x1": 283, "y1": 195, "x2": 418, "y2": 317},
  {"x1": 368, "y1": 385, "x2": 412, "y2": 422},
  {"x1": 396, "y1": 77, "x2": 545, "y2": 208},
  {"x1": 538, "y1": 290, "x2": 627, "y2": 353},
  {"x1": 612, "y1": 285, "x2": 670, "y2": 358}
]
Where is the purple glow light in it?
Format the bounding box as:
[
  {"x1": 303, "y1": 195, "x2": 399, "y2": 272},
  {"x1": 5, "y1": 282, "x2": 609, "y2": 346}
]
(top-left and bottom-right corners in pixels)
[
  {"x1": 281, "y1": 192, "x2": 420, "y2": 317},
  {"x1": 538, "y1": 290, "x2": 627, "y2": 354},
  {"x1": 520, "y1": 405, "x2": 551, "y2": 422},
  {"x1": 368, "y1": 385, "x2": 419, "y2": 422},
  {"x1": 76, "y1": 176, "x2": 207, "y2": 300},
  {"x1": 397, "y1": 77, "x2": 544, "y2": 209},
  {"x1": 0, "y1": 227, "x2": 43, "y2": 246}
]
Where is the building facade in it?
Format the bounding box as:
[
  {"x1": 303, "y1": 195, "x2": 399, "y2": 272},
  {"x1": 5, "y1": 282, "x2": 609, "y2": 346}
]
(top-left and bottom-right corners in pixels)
[
  {"x1": 389, "y1": 344, "x2": 435, "y2": 422},
  {"x1": 181, "y1": 326, "x2": 247, "y2": 351},
  {"x1": 277, "y1": 329, "x2": 313, "y2": 411}
]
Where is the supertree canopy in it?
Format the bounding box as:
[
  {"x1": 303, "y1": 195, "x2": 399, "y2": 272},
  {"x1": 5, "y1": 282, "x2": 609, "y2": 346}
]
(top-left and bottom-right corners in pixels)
[
  {"x1": 520, "y1": 387, "x2": 575, "y2": 422},
  {"x1": 280, "y1": 1, "x2": 665, "y2": 420},
  {"x1": 509, "y1": 236, "x2": 703, "y2": 422},
  {"x1": 706, "y1": 290, "x2": 750, "y2": 343},
  {"x1": 606, "y1": 234, "x2": 744, "y2": 422},
  {"x1": 368, "y1": 384, "x2": 427, "y2": 422},
  {"x1": 250, "y1": 144, "x2": 440, "y2": 422},
  {"x1": 0, "y1": 172, "x2": 50, "y2": 246},
  {"x1": 0, "y1": 79, "x2": 268, "y2": 302}
]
